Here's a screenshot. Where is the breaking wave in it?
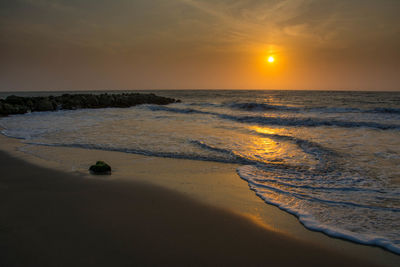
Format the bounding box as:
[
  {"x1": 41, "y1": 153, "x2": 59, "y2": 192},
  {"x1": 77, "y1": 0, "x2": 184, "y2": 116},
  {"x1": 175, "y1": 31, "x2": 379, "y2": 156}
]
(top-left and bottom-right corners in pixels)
[
  {"x1": 227, "y1": 102, "x2": 400, "y2": 115},
  {"x1": 147, "y1": 105, "x2": 400, "y2": 130}
]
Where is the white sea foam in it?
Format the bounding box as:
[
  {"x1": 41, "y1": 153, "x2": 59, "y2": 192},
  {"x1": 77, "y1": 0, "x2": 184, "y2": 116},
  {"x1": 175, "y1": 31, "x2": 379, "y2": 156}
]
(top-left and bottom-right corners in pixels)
[{"x1": 237, "y1": 165, "x2": 400, "y2": 254}]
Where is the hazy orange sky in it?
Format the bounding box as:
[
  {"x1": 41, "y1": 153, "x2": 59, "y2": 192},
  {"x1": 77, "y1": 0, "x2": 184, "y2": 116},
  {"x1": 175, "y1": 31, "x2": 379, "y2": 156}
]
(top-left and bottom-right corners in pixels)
[{"x1": 1, "y1": 0, "x2": 399, "y2": 91}]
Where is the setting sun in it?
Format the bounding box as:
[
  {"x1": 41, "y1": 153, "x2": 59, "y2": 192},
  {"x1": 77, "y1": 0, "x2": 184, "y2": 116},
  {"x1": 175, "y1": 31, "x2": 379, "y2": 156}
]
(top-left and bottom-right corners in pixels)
[{"x1": 267, "y1": 56, "x2": 275, "y2": 63}]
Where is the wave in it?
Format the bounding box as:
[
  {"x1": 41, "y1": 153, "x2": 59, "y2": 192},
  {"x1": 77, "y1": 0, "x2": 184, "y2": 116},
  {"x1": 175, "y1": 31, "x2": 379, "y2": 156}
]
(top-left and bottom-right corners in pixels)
[
  {"x1": 189, "y1": 139, "x2": 324, "y2": 173},
  {"x1": 249, "y1": 131, "x2": 338, "y2": 172},
  {"x1": 251, "y1": 176, "x2": 389, "y2": 194},
  {"x1": 237, "y1": 165, "x2": 400, "y2": 254},
  {"x1": 147, "y1": 105, "x2": 400, "y2": 130},
  {"x1": 146, "y1": 105, "x2": 214, "y2": 115},
  {"x1": 21, "y1": 138, "x2": 317, "y2": 174},
  {"x1": 220, "y1": 114, "x2": 400, "y2": 130},
  {"x1": 250, "y1": 131, "x2": 337, "y2": 157},
  {"x1": 311, "y1": 107, "x2": 400, "y2": 114},
  {"x1": 369, "y1": 107, "x2": 400, "y2": 114},
  {"x1": 309, "y1": 107, "x2": 400, "y2": 114},
  {"x1": 24, "y1": 142, "x2": 245, "y2": 165},
  {"x1": 188, "y1": 102, "x2": 222, "y2": 108},
  {"x1": 229, "y1": 102, "x2": 299, "y2": 112},
  {"x1": 226, "y1": 102, "x2": 400, "y2": 115},
  {"x1": 22, "y1": 140, "x2": 297, "y2": 169},
  {"x1": 246, "y1": 176, "x2": 400, "y2": 212},
  {"x1": 188, "y1": 140, "x2": 295, "y2": 170},
  {"x1": 189, "y1": 140, "x2": 239, "y2": 157}
]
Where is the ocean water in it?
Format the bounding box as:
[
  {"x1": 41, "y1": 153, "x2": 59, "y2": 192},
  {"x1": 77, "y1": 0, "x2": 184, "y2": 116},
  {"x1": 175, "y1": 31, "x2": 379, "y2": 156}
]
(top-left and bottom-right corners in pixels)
[{"x1": 1, "y1": 90, "x2": 400, "y2": 253}]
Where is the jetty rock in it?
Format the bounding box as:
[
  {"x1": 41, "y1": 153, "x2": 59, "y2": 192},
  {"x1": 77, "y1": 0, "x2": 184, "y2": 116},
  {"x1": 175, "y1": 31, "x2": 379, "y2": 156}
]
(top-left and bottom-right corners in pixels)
[{"x1": 0, "y1": 93, "x2": 180, "y2": 116}]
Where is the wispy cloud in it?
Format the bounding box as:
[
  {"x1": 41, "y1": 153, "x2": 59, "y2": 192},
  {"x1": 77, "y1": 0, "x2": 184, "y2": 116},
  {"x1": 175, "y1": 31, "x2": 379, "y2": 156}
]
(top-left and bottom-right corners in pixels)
[
  {"x1": 1, "y1": 0, "x2": 399, "y2": 90},
  {"x1": 175, "y1": 0, "x2": 343, "y2": 51}
]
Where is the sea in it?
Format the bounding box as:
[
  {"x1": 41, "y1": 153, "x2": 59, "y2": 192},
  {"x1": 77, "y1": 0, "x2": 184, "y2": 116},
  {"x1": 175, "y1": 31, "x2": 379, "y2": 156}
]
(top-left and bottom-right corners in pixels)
[{"x1": 1, "y1": 90, "x2": 399, "y2": 254}]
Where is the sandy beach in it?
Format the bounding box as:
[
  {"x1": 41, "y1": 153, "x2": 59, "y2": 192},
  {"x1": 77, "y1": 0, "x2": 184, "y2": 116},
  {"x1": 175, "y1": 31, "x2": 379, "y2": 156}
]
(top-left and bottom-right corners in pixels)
[
  {"x1": 0, "y1": 149, "x2": 378, "y2": 267},
  {"x1": 0, "y1": 134, "x2": 395, "y2": 267}
]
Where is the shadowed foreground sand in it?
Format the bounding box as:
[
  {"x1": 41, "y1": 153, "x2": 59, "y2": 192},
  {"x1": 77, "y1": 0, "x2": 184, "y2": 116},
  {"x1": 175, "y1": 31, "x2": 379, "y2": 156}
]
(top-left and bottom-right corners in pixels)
[{"x1": 0, "y1": 150, "x2": 377, "y2": 266}]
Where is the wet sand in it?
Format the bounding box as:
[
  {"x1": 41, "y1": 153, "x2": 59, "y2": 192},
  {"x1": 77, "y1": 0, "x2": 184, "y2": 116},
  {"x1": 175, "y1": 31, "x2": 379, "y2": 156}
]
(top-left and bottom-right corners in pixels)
[{"x1": 0, "y1": 148, "x2": 380, "y2": 267}]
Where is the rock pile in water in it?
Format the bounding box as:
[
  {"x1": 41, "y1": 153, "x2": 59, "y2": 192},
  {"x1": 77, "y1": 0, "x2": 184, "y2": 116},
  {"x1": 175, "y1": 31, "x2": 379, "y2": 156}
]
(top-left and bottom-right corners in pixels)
[{"x1": 0, "y1": 93, "x2": 180, "y2": 116}]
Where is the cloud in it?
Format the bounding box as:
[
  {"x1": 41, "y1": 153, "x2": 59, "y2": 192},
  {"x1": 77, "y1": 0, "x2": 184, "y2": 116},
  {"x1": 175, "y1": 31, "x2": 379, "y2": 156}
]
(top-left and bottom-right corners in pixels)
[{"x1": 0, "y1": 0, "x2": 399, "y2": 90}]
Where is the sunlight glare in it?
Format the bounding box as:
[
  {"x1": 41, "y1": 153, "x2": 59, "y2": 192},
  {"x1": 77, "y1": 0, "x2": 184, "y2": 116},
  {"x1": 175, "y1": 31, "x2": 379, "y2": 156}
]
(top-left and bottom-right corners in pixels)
[{"x1": 267, "y1": 56, "x2": 275, "y2": 63}]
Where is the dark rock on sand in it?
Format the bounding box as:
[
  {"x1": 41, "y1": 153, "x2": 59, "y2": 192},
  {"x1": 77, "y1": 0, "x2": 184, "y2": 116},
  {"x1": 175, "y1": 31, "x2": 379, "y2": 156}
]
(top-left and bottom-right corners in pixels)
[
  {"x1": 0, "y1": 93, "x2": 179, "y2": 116},
  {"x1": 89, "y1": 161, "x2": 112, "y2": 175}
]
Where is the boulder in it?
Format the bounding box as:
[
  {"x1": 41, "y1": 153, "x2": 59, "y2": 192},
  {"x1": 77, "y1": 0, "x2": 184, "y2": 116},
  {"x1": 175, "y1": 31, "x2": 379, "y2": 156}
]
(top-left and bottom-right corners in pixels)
[
  {"x1": 5, "y1": 95, "x2": 26, "y2": 106},
  {"x1": 89, "y1": 161, "x2": 112, "y2": 175},
  {"x1": 98, "y1": 94, "x2": 112, "y2": 107},
  {"x1": 84, "y1": 95, "x2": 100, "y2": 108},
  {"x1": 34, "y1": 98, "x2": 56, "y2": 112},
  {"x1": 113, "y1": 95, "x2": 131, "y2": 107},
  {"x1": 0, "y1": 102, "x2": 28, "y2": 115},
  {"x1": 61, "y1": 97, "x2": 84, "y2": 110},
  {"x1": 0, "y1": 102, "x2": 6, "y2": 116}
]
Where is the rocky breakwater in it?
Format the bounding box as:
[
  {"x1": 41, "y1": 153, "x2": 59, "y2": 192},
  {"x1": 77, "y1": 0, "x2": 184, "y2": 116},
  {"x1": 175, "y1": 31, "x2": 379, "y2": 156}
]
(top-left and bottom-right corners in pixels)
[{"x1": 0, "y1": 93, "x2": 180, "y2": 116}]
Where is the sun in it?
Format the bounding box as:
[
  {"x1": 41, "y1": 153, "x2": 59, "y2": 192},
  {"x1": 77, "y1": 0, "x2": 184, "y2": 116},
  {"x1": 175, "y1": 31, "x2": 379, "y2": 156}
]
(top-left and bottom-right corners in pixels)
[{"x1": 267, "y1": 56, "x2": 275, "y2": 63}]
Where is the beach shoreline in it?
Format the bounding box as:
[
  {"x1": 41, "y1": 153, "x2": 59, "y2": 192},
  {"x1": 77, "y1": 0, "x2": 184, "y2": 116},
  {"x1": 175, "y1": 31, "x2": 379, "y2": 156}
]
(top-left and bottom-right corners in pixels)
[{"x1": 0, "y1": 133, "x2": 399, "y2": 266}]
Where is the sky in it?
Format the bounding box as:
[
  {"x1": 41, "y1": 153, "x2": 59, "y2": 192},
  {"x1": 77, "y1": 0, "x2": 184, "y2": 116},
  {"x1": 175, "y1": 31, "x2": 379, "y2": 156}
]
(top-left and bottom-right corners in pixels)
[{"x1": 1, "y1": 0, "x2": 399, "y2": 91}]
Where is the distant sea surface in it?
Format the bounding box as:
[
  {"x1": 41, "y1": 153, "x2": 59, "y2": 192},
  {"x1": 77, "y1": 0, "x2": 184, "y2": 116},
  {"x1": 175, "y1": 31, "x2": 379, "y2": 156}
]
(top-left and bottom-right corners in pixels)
[{"x1": 1, "y1": 90, "x2": 400, "y2": 254}]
